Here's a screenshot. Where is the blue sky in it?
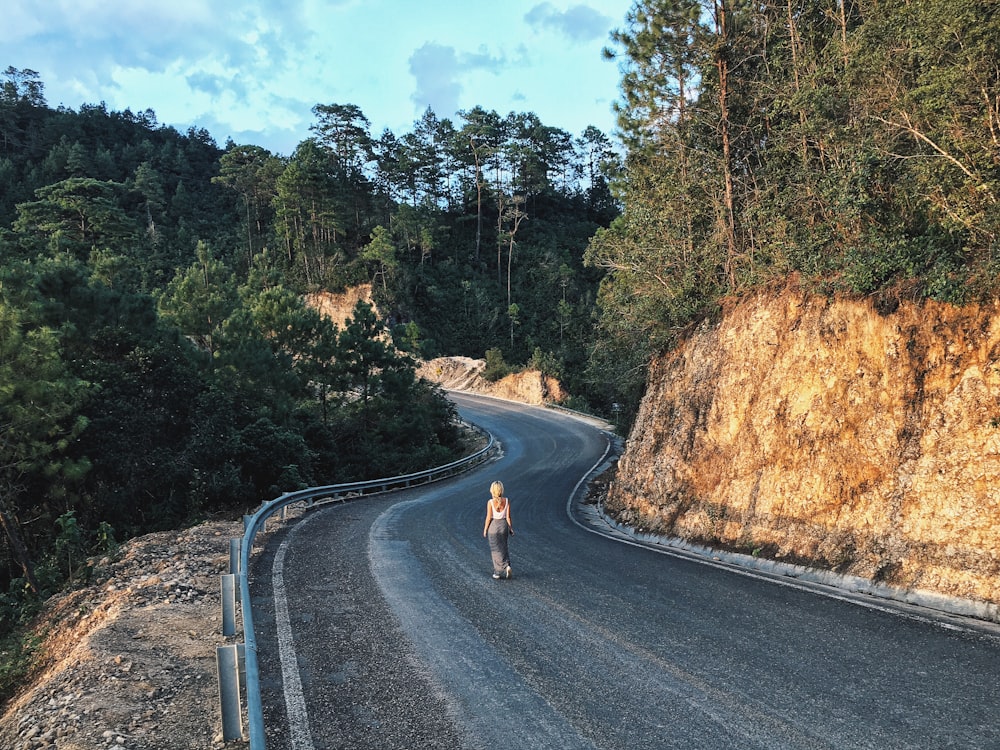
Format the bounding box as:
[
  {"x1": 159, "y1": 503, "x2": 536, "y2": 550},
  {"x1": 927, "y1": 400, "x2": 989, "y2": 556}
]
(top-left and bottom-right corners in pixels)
[{"x1": 6, "y1": 1, "x2": 633, "y2": 156}]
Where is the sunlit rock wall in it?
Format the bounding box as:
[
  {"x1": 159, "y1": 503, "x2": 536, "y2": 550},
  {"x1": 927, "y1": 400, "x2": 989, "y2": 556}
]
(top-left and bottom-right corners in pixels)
[
  {"x1": 606, "y1": 288, "x2": 1000, "y2": 604},
  {"x1": 305, "y1": 284, "x2": 377, "y2": 329},
  {"x1": 417, "y1": 356, "x2": 566, "y2": 405}
]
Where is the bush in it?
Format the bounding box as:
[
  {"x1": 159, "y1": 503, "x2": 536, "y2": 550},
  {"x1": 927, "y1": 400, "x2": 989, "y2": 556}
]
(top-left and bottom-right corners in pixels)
[{"x1": 482, "y1": 348, "x2": 512, "y2": 382}]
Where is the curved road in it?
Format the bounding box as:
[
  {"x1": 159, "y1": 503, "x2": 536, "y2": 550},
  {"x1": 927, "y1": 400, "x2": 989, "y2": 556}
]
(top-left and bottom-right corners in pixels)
[{"x1": 251, "y1": 393, "x2": 1000, "y2": 749}]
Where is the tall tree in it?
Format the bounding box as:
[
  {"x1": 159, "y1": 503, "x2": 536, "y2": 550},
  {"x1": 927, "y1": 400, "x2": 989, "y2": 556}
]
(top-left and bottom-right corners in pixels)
[
  {"x1": 273, "y1": 139, "x2": 345, "y2": 287},
  {"x1": 213, "y1": 145, "x2": 283, "y2": 270},
  {"x1": 0, "y1": 295, "x2": 89, "y2": 591},
  {"x1": 591, "y1": 0, "x2": 716, "y2": 346},
  {"x1": 336, "y1": 301, "x2": 414, "y2": 427},
  {"x1": 13, "y1": 178, "x2": 138, "y2": 259},
  {"x1": 361, "y1": 225, "x2": 398, "y2": 295},
  {"x1": 156, "y1": 242, "x2": 238, "y2": 356},
  {"x1": 711, "y1": 0, "x2": 740, "y2": 286},
  {"x1": 457, "y1": 107, "x2": 504, "y2": 262},
  {"x1": 0, "y1": 67, "x2": 46, "y2": 158},
  {"x1": 310, "y1": 103, "x2": 374, "y2": 177}
]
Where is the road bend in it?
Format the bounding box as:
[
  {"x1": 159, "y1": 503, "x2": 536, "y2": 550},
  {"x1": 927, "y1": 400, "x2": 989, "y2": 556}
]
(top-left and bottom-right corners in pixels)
[{"x1": 250, "y1": 392, "x2": 1000, "y2": 749}]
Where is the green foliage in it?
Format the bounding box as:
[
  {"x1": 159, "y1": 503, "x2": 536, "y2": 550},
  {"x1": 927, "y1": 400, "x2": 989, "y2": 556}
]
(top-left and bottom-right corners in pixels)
[
  {"x1": 13, "y1": 178, "x2": 139, "y2": 260},
  {"x1": 361, "y1": 225, "x2": 398, "y2": 295},
  {"x1": 0, "y1": 628, "x2": 42, "y2": 707},
  {"x1": 482, "y1": 348, "x2": 512, "y2": 382},
  {"x1": 53, "y1": 511, "x2": 84, "y2": 580},
  {"x1": 156, "y1": 241, "x2": 238, "y2": 353},
  {"x1": 589, "y1": 0, "x2": 1000, "y2": 417},
  {"x1": 94, "y1": 521, "x2": 118, "y2": 557},
  {"x1": 392, "y1": 320, "x2": 424, "y2": 357},
  {"x1": 528, "y1": 347, "x2": 562, "y2": 380}
]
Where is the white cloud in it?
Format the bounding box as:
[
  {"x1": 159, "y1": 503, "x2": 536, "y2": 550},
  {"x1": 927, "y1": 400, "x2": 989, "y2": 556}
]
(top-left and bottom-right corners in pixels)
[
  {"x1": 408, "y1": 44, "x2": 463, "y2": 119},
  {"x1": 5, "y1": 0, "x2": 630, "y2": 154},
  {"x1": 524, "y1": 2, "x2": 613, "y2": 42}
]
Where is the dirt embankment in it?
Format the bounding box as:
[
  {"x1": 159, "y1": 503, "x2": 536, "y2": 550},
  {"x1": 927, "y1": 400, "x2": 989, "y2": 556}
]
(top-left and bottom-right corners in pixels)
[
  {"x1": 416, "y1": 356, "x2": 566, "y2": 405},
  {"x1": 606, "y1": 286, "x2": 1000, "y2": 608},
  {"x1": 0, "y1": 517, "x2": 272, "y2": 750}
]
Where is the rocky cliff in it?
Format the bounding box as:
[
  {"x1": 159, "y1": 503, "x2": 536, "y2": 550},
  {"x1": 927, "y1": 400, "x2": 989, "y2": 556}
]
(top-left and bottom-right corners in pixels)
[
  {"x1": 416, "y1": 356, "x2": 566, "y2": 405},
  {"x1": 305, "y1": 284, "x2": 377, "y2": 329},
  {"x1": 606, "y1": 286, "x2": 1000, "y2": 607}
]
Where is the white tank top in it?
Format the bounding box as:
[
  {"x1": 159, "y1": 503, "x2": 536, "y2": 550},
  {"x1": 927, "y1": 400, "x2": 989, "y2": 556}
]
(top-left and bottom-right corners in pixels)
[{"x1": 491, "y1": 498, "x2": 508, "y2": 519}]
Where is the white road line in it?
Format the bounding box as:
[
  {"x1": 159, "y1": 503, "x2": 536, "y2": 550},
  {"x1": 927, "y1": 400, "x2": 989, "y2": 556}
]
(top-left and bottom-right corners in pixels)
[{"x1": 272, "y1": 521, "x2": 316, "y2": 750}]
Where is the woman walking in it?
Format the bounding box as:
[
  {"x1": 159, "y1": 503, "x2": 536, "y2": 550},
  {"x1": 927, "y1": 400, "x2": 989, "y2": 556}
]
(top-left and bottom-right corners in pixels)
[{"x1": 482, "y1": 480, "x2": 513, "y2": 579}]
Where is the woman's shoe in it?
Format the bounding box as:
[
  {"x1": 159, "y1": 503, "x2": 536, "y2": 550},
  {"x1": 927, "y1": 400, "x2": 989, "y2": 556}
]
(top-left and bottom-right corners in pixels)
[
  {"x1": 492, "y1": 572, "x2": 501, "y2": 579},
  {"x1": 504, "y1": 566, "x2": 512, "y2": 579}
]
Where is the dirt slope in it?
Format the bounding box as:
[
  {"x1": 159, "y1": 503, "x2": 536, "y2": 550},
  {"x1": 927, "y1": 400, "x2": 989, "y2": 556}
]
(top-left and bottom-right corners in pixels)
[
  {"x1": 606, "y1": 285, "x2": 1000, "y2": 609},
  {"x1": 304, "y1": 284, "x2": 377, "y2": 330},
  {"x1": 417, "y1": 356, "x2": 566, "y2": 405},
  {"x1": 0, "y1": 513, "x2": 306, "y2": 749}
]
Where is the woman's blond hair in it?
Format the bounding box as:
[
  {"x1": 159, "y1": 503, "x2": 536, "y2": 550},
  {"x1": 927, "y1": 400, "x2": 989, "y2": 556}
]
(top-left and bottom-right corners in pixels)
[{"x1": 490, "y1": 481, "x2": 504, "y2": 498}]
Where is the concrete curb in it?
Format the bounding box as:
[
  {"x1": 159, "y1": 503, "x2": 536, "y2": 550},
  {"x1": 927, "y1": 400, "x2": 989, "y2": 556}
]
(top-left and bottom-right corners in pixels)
[{"x1": 582, "y1": 502, "x2": 1000, "y2": 633}]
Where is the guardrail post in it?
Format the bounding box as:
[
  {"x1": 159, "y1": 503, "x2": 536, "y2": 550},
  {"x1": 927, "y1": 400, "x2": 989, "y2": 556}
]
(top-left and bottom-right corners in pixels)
[
  {"x1": 237, "y1": 642, "x2": 246, "y2": 683},
  {"x1": 221, "y1": 574, "x2": 237, "y2": 637},
  {"x1": 216, "y1": 644, "x2": 244, "y2": 741},
  {"x1": 229, "y1": 538, "x2": 240, "y2": 575}
]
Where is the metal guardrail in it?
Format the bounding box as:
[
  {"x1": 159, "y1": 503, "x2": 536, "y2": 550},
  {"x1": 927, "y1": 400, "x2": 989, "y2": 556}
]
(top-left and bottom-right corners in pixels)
[{"x1": 217, "y1": 432, "x2": 497, "y2": 747}]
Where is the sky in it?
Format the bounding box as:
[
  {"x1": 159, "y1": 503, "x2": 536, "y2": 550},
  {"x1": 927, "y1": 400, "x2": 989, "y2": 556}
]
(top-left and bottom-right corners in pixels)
[{"x1": 6, "y1": 0, "x2": 634, "y2": 156}]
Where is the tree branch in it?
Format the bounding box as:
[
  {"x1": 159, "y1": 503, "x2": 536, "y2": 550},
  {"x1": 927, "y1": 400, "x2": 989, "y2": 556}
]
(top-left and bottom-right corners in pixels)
[{"x1": 873, "y1": 112, "x2": 995, "y2": 204}]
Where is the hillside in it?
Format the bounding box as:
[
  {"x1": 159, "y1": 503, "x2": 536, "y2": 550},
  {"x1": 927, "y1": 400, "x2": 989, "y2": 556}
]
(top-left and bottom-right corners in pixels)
[
  {"x1": 0, "y1": 517, "x2": 260, "y2": 749},
  {"x1": 416, "y1": 356, "x2": 566, "y2": 405},
  {"x1": 305, "y1": 286, "x2": 568, "y2": 405},
  {"x1": 605, "y1": 285, "x2": 1000, "y2": 613}
]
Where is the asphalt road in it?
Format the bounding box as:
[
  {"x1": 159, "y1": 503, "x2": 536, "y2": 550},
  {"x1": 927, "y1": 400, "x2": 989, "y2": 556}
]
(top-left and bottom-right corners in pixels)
[{"x1": 252, "y1": 393, "x2": 1000, "y2": 749}]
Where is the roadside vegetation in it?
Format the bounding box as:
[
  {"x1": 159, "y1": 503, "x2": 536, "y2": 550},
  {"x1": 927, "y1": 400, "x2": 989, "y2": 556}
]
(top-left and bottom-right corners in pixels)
[{"x1": 590, "y1": 0, "x2": 1000, "y2": 412}]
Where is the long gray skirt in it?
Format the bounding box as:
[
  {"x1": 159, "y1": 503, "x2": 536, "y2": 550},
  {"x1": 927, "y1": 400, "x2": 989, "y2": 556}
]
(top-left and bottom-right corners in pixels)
[{"x1": 486, "y1": 519, "x2": 511, "y2": 575}]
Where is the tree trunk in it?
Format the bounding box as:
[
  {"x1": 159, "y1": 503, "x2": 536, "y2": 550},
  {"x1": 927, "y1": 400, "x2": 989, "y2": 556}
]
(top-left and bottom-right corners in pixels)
[
  {"x1": 1, "y1": 508, "x2": 40, "y2": 593},
  {"x1": 786, "y1": 0, "x2": 810, "y2": 163},
  {"x1": 716, "y1": 0, "x2": 740, "y2": 288},
  {"x1": 470, "y1": 136, "x2": 483, "y2": 262}
]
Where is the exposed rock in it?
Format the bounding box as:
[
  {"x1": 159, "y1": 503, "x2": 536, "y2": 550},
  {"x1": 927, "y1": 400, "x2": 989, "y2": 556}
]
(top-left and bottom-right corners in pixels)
[
  {"x1": 417, "y1": 356, "x2": 566, "y2": 405},
  {"x1": 0, "y1": 510, "x2": 306, "y2": 749},
  {"x1": 606, "y1": 286, "x2": 1000, "y2": 607},
  {"x1": 304, "y1": 284, "x2": 377, "y2": 329}
]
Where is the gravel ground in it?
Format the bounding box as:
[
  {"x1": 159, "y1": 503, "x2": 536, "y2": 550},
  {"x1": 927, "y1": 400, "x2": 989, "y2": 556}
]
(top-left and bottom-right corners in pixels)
[{"x1": 0, "y1": 518, "x2": 249, "y2": 750}]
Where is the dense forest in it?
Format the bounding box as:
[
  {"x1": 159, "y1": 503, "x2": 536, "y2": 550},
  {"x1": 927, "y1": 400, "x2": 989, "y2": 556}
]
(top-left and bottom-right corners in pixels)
[
  {"x1": 0, "y1": 57, "x2": 620, "y2": 680},
  {"x1": 591, "y1": 0, "x2": 1000, "y2": 409},
  {"x1": 3, "y1": 0, "x2": 998, "y2": 699}
]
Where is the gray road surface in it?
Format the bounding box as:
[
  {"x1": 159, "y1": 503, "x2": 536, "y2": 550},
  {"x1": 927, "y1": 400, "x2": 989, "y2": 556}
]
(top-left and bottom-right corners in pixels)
[{"x1": 251, "y1": 393, "x2": 1000, "y2": 749}]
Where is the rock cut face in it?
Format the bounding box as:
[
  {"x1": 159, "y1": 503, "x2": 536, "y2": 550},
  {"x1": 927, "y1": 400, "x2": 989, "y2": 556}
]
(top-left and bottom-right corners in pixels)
[{"x1": 607, "y1": 288, "x2": 1000, "y2": 605}]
